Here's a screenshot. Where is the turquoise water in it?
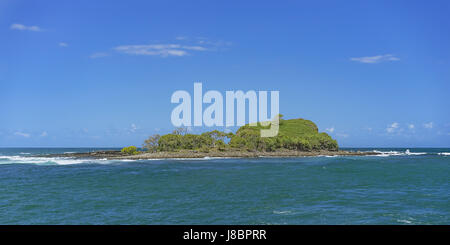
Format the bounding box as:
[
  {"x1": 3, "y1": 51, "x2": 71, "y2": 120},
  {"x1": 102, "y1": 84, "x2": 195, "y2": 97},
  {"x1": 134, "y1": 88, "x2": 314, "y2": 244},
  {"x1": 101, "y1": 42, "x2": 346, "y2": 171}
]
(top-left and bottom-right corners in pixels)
[{"x1": 0, "y1": 148, "x2": 449, "y2": 224}]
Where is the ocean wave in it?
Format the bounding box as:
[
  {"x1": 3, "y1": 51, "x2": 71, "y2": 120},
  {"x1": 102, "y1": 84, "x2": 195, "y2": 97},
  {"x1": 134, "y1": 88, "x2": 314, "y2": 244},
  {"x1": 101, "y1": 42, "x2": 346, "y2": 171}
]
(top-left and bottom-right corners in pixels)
[
  {"x1": 170, "y1": 157, "x2": 234, "y2": 160},
  {"x1": 371, "y1": 150, "x2": 427, "y2": 157},
  {"x1": 203, "y1": 156, "x2": 235, "y2": 160},
  {"x1": 372, "y1": 150, "x2": 404, "y2": 157},
  {"x1": 405, "y1": 150, "x2": 427, "y2": 156},
  {"x1": 273, "y1": 210, "x2": 293, "y2": 215},
  {"x1": 0, "y1": 155, "x2": 110, "y2": 165},
  {"x1": 438, "y1": 152, "x2": 450, "y2": 156},
  {"x1": 397, "y1": 219, "x2": 413, "y2": 224}
]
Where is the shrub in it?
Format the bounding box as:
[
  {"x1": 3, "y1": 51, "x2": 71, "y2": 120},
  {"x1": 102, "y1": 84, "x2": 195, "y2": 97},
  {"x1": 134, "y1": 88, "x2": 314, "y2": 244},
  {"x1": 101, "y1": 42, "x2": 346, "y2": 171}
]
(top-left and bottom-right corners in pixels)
[
  {"x1": 158, "y1": 134, "x2": 183, "y2": 151},
  {"x1": 121, "y1": 146, "x2": 138, "y2": 155},
  {"x1": 199, "y1": 145, "x2": 210, "y2": 153},
  {"x1": 229, "y1": 135, "x2": 247, "y2": 149},
  {"x1": 215, "y1": 140, "x2": 227, "y2": 151}
]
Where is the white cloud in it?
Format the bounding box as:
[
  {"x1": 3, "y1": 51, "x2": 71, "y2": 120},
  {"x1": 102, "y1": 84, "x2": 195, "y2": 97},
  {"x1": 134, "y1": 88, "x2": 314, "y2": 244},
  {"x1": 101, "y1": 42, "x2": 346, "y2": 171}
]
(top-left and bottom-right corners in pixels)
[
  {"x1": 129, "y1": 123, "x2": 138, "y2": 133},
  {"x1": 424, "y1": 122, "x2": 433, "y2": 129},
  {"x1": 40, "y1": 131, "x2": 48, "y2": 137},
  {"x1": 386, "y1": 122, "x2": 400, "y2": 133},
  {"x1": 325, "y1": 127, "x2": 335, "y2": 133},
  {"x1": 114, "y1": 44, "x2": 208, "y2": 57},
  {"x1": 59, "y1": 42, "x2": 68, "y2": 47},
  {"x1": 14, "y1": 132, "x2": 30, "y2": 138},
  {"x1": 90, "y1": 52, "x2": 109, "y2": 59},
  {"x1": 196, "y1": 38, "x2": 232, "y2": 47},
  {"x1": 408, "y1": 124, "x2": 415, "y2": 129},
  {"x1": 350, "y1": 54, "x2": 400, "y2": 64},
  {"x1": 10, "y1": 23, "x2": 42, "y2": 32}
]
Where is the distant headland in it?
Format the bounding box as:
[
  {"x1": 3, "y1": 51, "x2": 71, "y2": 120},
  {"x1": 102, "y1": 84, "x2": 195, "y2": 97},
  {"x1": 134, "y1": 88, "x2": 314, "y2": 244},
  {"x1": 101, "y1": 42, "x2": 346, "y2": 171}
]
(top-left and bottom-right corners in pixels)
[{"x1": 43, "y1": 116, "x2": 380, "y2": 159}]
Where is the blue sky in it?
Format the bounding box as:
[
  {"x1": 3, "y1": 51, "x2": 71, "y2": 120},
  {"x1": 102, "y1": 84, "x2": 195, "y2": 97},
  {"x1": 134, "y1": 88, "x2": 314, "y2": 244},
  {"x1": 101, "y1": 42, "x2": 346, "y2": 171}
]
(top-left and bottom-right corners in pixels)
[{"x1": 1, "y1": 0, "x2": 449, "y2": 147}]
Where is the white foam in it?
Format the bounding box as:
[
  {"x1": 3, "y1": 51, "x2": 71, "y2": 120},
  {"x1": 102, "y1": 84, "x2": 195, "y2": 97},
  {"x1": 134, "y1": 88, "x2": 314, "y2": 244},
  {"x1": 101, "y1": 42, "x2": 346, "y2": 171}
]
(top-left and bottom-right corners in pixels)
[
  {"x1": 438, "y1": 152, "x2": 450, "y2": 156},
  {"x1": 0, "y1": 155, "x2": 109, "y2": 165},
  {"x1": 405, "y1": 149, "x2": 427, "y2": 155},
  {"x1": 397, "y1": 219, "x2": 412, "y2": 224},
  {"x1": 372, "y1": 150, "x2": 404, "y2": 157},
  {"x1": 273, "y1": 210, "x2": 293, "y2": 215},
  {"x1": 203, "y1": 156, "x2": 233, "y2": 160},
  {"x1": 114, "y1": 159, "x2": 136, "y2": 162},
  {"x1": 371, "y1": 150, "x2": 426, "y2": 157},
  {"x1": 170, "y1": 157, "x2": 218, "y2": 160}
]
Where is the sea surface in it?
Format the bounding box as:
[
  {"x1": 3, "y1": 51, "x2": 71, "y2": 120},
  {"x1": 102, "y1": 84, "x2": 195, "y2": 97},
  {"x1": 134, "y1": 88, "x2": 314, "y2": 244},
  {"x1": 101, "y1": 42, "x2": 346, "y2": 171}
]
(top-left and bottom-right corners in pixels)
[{"x1": 0, "y1": 148, "x2": 448, "y2": 225}]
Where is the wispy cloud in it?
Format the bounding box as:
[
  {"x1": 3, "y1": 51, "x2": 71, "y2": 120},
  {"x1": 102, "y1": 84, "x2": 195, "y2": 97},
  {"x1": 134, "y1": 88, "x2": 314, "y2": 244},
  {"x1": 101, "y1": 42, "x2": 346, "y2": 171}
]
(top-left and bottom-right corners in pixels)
[
  {"x1": 424, "y1": 122, "x2": 433, "y2": 129},
  {"x1": 196, "y1": 38, "x2": 232, "y2": 48},
  {"x1": 408, "y1": 124, "x2": 415, "y2": 129},
  {"x1": 114, "y1": 44, "x2": 208, "y2": 57},
  {"x1": 325, "y1": 127, "x2": 335, "y2": 133},
  {"x1": 386, "y1": 122, "x2": 400, "y2": 133},
  {"x1": 128, "y1": 123, "x2": 138, "y2": 133},
  {"x1": 90, "y1": 52, "x2": 109, "y2": 59},
  {"x1": 10, "y1": 23, "x2": 43, "y2": 32},
  {"x1": 40, "y1": 131, "x2": 48, "y2": 137},
  {"x1": 91, "y1": 37, "x2": 230, "y2": 59},
  {"x1": 350, "y1": 54, "x2": 400, "y2": 64},
  {"x1": 59, "y1": 42, "x2": 68, "y2": 47},
  {"x1": 14, "y1": 131, "x2": 30, "y2": 138}
]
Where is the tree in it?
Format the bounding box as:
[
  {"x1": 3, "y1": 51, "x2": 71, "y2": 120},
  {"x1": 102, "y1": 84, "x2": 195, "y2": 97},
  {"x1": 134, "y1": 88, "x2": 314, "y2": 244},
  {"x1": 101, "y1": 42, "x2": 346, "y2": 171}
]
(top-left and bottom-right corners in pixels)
[
  {"x1": 158, "y1": 134, "x2": 183, "y2": 151},
  {"x1": 121, "y1": 146, "x2": 138, "y2": 155},
  {"x1": 201, "y1": 130, "x2": 228, "y2": 147},
  {"x1": 172, "y1": 127, "x2": 188, "y2": 136},
  {"x1": 143, "y1": 134, "x2": 160, "y2": 152},
  {"x1": 229, "y1": 135, "x2": 247, "y2": 149}
]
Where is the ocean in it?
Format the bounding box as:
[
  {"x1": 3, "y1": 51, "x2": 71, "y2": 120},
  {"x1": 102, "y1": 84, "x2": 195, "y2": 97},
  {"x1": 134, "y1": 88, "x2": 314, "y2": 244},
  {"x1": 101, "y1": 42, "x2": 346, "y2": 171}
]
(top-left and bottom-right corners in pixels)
[{"x1": 0, "y1": 148, "x2": 448, "y2": 225}]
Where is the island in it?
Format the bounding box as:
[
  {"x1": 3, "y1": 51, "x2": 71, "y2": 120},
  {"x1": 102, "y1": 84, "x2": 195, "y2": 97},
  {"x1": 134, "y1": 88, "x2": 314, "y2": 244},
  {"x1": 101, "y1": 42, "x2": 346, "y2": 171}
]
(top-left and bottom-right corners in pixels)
[{"x1": 43, "y1": 116, "x2": 381, "y2": 159}]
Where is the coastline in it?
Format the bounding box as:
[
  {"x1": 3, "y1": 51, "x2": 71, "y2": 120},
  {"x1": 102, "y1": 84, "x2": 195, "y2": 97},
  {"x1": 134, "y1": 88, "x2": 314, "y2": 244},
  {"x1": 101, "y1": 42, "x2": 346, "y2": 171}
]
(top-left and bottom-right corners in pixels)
[{"x1": 42, "y1": 149, "x2": 381, "y2": 160}]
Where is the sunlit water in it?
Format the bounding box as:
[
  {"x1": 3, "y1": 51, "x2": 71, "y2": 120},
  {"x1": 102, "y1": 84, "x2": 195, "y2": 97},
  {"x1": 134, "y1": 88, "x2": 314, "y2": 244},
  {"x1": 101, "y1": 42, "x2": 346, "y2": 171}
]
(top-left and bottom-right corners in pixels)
[{"x1": 0, "y1": 148, "x2": 448, "y2": 224}]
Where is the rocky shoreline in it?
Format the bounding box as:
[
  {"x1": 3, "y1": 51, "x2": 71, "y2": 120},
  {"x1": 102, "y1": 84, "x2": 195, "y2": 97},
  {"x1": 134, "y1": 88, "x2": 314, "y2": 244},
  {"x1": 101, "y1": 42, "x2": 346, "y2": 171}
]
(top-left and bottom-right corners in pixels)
[{"x1": 42, "y1": 149, "x2": 381, "y2": 160}]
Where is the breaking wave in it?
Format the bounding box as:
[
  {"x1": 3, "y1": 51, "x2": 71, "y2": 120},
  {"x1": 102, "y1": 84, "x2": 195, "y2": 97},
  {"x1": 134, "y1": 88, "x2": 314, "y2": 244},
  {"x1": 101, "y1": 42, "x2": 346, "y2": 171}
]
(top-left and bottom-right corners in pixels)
[
  {"x1": 371, "y1": 150, "x2": 428, "y2": 157},
  {"x1": 0, "y1": 155, "x2": 115, "y2": 165}
]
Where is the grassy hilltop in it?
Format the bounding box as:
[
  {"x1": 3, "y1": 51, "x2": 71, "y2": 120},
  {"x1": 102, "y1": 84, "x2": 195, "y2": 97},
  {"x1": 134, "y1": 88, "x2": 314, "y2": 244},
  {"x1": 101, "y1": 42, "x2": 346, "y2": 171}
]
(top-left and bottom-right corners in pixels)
[
  {"x1": 230, "y1": 117, "x2": 338, "y2": 152},
  {"x1": 139, "y1": 116, "x2": 338, "y2": 154}
]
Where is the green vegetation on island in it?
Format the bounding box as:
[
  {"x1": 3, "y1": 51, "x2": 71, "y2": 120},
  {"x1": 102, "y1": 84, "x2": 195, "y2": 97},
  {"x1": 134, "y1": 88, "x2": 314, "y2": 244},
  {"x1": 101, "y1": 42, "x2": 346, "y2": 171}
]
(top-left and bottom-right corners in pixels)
[
  {"x1": 139, "y1": 116, "x2": 338, "y2": 153},
  {"x1": 120, "y1": 145, "x2": 139, "y2": 155}
]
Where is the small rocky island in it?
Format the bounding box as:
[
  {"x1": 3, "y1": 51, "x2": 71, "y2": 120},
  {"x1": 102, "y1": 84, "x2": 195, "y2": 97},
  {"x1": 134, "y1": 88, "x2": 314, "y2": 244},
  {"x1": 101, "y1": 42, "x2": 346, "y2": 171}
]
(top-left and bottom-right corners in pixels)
[{"x1": 43, "y1": 116, "x2": 381, "y2": 159}]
